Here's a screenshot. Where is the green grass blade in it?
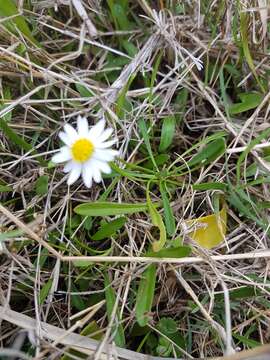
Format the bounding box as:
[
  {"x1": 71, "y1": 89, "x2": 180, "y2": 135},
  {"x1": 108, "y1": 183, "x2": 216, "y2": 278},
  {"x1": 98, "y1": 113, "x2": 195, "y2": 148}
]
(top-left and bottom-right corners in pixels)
[
  {"x1": 104, "y1": 273, "x2": 126, "y2": 347},
  {"x1": 0, "y1": 184, "x2": 12, "y2": 193},
  {"x1": 159, "y1": 181, "x2": 176, "y2": 236},
  {"x1": 38, "y1": 278, "x2": 53, "y2": 306},
  {"x1": 135, "y1": 264, "x2": 157, "y2": 327},
  {"x1": 192, "y1": 182, "x2": 227, "y2": 191},
  {"x1": 138, "y1": 119, "x2": 158, "y2": 171},
  {"x1": 159, "y1": 115, "x2": 176, "y2": 153},
  {"x1": 239, "y1": 11, "x2": 265, "y2": 92}
]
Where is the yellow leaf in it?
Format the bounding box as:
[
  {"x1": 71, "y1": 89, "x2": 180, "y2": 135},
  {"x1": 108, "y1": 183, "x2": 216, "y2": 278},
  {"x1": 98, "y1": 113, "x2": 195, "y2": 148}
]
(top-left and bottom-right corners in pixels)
[{"x1": 185, "y1": 206, "x2": 227, "y2": 249}]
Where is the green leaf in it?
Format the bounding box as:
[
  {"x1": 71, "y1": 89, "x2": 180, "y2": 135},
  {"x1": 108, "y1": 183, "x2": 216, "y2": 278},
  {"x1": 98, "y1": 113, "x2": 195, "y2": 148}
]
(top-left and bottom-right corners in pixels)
[
  {"x1": 35, "y1": 175, "x2": 48, "y2": 195},
  {"x1": 0, "y1": 229, "x2": 23, "y2": 241},
  {"x1": 38, "y1": 278, "x2": 53, "y2": 305},
  {"x1": 149, "y1": 51, "x2": 163, "y2": 100},
  {"x1": 216, "y1": 286, "x2": 259, "y2": 301},
  {"x1": 236, "y1": 127, "x2": 270, "y2": 185},
  {"x1": 146, "y1": 246, "x2": 191, "y2": 258},
  {"x1": 157, "y1": 318, "x2": 177, "y2": 335},
  {"x1": 175, "y1": 88, "x2": 188, "y2": 123},
  {"x1": 233, "y1": 333, "x2": 261, "y2": 348},
  {"x1": 111, "y1": 163, "x2": 154, "y2": 180},
  {"x1": 144, "y1": 154, "x2": 169, "y2": 169},
  {"x1": 0, "y1": 0, "x2": 39, "y2": 45},
  {"x1": 116, "y1": 74, "x2": 135, "y2": 118},
  {"x1": 70, "y1": 283, "x2": 85, "y2": 310},
  {"x1": 159, "y1": 116, "x2": 176, "y2": 153},
  {"x1": 228, "y1": 187, "x2": 265, "y2": 229},
  {"x1": 81, "y1": 320, "x2": 103, "y2": 340},
  {"x1": 92, "y1": 217, "x2": 126, "y2": 241},
  {"x1": 122, "y1": 40, "x2": 138, "y2": 57},
  {"x1": 147, "y1": 184, "x2": 166, "y2": 252},
  {"x1": 139, "y1": 119, "x2": 158, "y2": 170},
  {"x1": 192, "y1": 182, "x2": 227, "y2": 191},
  {"x1": 75, "y1": 83, "x2": 93, "y2": 97},
  {"x1": 188, "y1": 138, "x2": 226, "y2": 168},
  {"x1": 0, "y1": 87, "x2": 12, "y2": 122},
  {"x1": 72, "y1": 259, "x2": 94, "y2": 267},
  {"x1": 113, "y1": 3, "x2": 131, "y2": 30},
  {"x1": 157, "y1": 318, "x2": 186, "y2": 357},
  {"x1": 159, "y1": 182, "x2": 175, "y2": 236},
  {"x1": 228, "y1": 93, "x2": 263, "y2": 115},
  {"x1": 74, "y1": 202, "x2": 149, "y2": 217},
  {"x1": 135, "y1": 264, "x2": 157, "y2": 327},
  {"x1": 239, "y1": 11, "x2": 265, "y2": 92},
  {"x1": 0, "y1": 184, "x2": 12, "y2": 193},
  {"x1": 83, "y1": 216, "x2": 93, "y2": 231},
  {"x1": 104, "y1": 273, "x2": 126, "y2": 347}
]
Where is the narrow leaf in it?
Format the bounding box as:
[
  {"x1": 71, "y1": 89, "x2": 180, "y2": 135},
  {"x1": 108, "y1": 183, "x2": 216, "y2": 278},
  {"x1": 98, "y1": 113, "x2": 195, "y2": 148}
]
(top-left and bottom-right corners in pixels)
[
  {"x1": 0, "y1": 184, "x2": 12, "y2": 192},
  {"x1": 104, "y1": 273, "x2": 125, "y2": 347},
  {"x1": 75, "y1": 202, "x2": 150, "y2": 217},
  {"x1": 139, "y1": 119, "x2": 158, "y2": 170},
  {"x1": 135, "y1": 264, "x2": 157, "y2": 327},
  {"x1": 159, "y1": 116, "x2": 175, "y2": 153},
  {"x1": 188, "y1": 138, "x2": 226, "y2": 168},
  {"x1": 38, "y1": 278, "x2": 53, "y2": 305},
  {"x1": 0, "y1": 117, "x2": 32, "y2": 152},
  {"x1": 147, "y1": 184, "x2": 166, "y2": 252},
  {"x1": 146, "y1": 246, "x2": 191, "y2": 258},
  {"x1": 239, "y1": 11, "x2": 265, "y2": 92},
  {"x1": 75, "y1": 83, "x2": 93, "y2": 97},
  {"x1": 192, "y1": 182, "x2": 227, "y2": 191},
  {"x1": 160, "y1": 182, "x2": 175, "y2": 236}
]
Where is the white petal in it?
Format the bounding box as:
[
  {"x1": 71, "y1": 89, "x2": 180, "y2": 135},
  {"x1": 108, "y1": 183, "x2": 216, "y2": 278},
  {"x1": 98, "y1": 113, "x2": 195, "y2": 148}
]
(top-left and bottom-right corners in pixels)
[
  {"x1": 77, "y1": 116, "x2": 89, "y2": 136},
  {"x1": 52, "y1": 147, "x2": 71, "y2": 163},
  {"x1": 93, "y1": 159, "x2": 111, "y2": 174},
  {"x1": 95, "y1": 139, "x2": 117, "y2": 149},
  {"x1": 95, "y1": 128, "x2": 113, "y2": 143},
  {"x1": 92, "y1": 168, "x2": 102, "y2": 183},
  {"x1": 64, "y1": 123, "x2": 78, "y2": 140},
  {"x1": 82, "y1": 164, "x2": 93, "y2": 188},
  {"x1": 89, "y1": 119, "x2": 106, "y2": 139},
  {"x1": 59, "y1": 131, "x2": 72, "y2": 146},
  {"x1": 93, "y1": 149, "x2": 118, "y2": 162},
  {"x1": 63, "y1": 161, "x2": 73, "y2": 173},
  {"x1": 67, "y1": 163, "x2": 82, "y2": 185}
]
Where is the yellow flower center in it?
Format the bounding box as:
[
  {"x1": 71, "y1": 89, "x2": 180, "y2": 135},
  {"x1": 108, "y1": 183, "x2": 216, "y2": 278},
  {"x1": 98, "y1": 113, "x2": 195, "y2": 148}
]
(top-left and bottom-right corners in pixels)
[{"x1": 71, "y1": 138, "x2": 94, "y2": 162}]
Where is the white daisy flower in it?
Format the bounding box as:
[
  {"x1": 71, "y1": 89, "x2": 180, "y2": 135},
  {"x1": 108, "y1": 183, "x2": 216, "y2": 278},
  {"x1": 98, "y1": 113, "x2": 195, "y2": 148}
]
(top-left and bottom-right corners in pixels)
[{"x1": 52, "y1": 116, "x2": 118, "y2": 188}]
